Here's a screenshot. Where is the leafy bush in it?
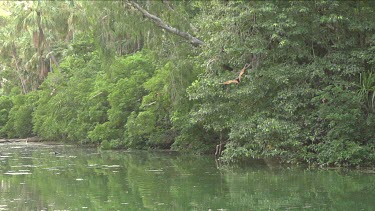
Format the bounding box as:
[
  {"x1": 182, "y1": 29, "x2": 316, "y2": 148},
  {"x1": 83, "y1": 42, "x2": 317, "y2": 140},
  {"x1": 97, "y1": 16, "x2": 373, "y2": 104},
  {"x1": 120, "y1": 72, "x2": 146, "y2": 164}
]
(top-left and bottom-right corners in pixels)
[
  {"x1": 0, "y1": 96, "x2": 13, "y2": 137},
  {"x1": 2, "y1": 93, "x2": 37, "y2": 138}
]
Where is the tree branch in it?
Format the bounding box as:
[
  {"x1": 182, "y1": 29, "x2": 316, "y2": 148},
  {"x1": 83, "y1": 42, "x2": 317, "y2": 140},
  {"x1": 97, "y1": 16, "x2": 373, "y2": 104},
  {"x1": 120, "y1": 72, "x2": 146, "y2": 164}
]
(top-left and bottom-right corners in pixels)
[{"x1": 126, "y1": 1, "x2": 204, "y2": 47}]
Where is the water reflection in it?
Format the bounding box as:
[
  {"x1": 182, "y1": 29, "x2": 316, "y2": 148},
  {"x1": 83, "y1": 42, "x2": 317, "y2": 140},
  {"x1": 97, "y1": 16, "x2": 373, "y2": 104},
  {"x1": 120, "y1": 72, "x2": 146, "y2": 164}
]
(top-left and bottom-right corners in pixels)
[{"x1": 0, "y1": 143, "x2": 374, "y2": 210}]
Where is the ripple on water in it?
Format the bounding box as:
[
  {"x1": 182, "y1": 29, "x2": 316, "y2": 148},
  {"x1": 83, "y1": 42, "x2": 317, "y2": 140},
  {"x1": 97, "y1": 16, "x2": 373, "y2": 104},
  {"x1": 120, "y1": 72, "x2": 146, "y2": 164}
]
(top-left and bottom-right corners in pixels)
[
  {"x1": 4, "y1": 171, "x2": 32, "y2": 175},
  {"x1": 102, "y1": 165, "x2": 121, "y2": 168}
]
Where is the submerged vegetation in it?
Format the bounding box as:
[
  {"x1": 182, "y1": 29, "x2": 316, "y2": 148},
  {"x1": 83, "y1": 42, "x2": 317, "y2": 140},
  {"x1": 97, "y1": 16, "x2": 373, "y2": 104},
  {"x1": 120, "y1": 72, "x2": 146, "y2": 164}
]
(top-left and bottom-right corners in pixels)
[{"x1": 0, "y1": 1, "x2": 374, "y2": 166}]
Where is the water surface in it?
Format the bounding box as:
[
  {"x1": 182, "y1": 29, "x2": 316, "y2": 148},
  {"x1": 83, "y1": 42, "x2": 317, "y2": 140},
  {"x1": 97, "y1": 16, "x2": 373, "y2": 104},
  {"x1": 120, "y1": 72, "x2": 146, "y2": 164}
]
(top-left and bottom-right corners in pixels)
[{"x1": 0, "y1": 143, "x2": 374, "y2": 210}]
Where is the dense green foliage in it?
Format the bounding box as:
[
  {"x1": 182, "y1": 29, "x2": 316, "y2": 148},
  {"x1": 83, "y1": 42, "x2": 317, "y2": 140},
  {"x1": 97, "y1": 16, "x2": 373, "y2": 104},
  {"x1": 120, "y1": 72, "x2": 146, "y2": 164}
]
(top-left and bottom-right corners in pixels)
[{"x1": 0, "y1": 1, "x2": 374, "y2": 166}]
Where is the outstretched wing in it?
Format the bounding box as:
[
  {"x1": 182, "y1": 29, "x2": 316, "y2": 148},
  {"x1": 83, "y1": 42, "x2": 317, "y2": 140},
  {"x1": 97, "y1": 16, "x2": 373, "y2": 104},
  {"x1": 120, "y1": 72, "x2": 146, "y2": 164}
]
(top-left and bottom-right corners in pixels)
[
  {"x1": 222, "y1": 79, "x2": 239, "y2": 85},
  {"x1": 222, "y1": 63, "x2": 250, "y2": 85},
  {"x1": 238, "y1": 63, "x2": 250, "y2": 82}
]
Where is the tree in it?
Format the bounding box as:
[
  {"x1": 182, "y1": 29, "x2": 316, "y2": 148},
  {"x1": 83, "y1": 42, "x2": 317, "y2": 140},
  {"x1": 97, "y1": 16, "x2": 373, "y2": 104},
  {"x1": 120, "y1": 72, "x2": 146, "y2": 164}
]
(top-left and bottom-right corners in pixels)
[
  {"x1": 0, "y1": 1, "x2": 86, "y2": 94},
  {"x1": 186, "y1": 1, "x2": 375, "y2": 166}
]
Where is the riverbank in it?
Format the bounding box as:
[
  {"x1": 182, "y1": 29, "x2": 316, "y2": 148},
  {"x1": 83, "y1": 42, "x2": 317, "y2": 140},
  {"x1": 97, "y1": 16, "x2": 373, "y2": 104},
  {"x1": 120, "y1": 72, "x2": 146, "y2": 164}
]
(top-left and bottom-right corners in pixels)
[
  {"x1": 0, "y1": 137, "x2": 68, "y2": 146},
  {"x1": 2, "y1": 137, "x2": 375, "y2": 171},
  {"x1": 0, "y1": 137, "x2": 41, "y2": 143}
]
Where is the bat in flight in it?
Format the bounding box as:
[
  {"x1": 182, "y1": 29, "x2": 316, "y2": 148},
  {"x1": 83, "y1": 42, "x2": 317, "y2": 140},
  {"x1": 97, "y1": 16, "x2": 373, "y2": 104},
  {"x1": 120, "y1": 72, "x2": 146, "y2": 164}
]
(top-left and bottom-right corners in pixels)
[{"x1": 222, "y1": 63, "x2": 250, "y2": 85}]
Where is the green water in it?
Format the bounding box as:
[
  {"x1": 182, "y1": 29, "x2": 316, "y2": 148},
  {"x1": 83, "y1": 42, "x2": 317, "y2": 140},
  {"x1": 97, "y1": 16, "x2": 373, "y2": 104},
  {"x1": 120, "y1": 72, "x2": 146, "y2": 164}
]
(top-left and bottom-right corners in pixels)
[{"x1": 0, "y1": 143, "x2": 374, "y2": 210}]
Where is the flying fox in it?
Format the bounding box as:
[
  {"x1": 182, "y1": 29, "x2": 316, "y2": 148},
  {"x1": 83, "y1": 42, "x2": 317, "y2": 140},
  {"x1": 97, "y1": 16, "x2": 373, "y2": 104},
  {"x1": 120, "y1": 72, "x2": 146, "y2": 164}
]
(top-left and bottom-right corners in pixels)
[{"x1": 222, "y1": 63, "x2": 250, "y2": 85}]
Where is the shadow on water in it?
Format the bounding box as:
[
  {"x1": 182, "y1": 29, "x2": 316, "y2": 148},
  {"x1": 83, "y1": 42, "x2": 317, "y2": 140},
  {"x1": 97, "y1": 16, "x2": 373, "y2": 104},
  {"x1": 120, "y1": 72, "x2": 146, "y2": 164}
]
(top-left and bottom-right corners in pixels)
[{"x1": 0, "y1": 142, "x2": 374, "y2": 210}]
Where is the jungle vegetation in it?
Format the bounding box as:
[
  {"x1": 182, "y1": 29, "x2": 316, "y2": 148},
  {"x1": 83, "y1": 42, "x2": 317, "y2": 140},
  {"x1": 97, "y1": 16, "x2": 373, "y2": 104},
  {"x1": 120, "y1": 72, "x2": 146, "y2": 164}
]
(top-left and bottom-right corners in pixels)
[{"x1": 0, "y1": 1, "x2": 374, "y2": 167}]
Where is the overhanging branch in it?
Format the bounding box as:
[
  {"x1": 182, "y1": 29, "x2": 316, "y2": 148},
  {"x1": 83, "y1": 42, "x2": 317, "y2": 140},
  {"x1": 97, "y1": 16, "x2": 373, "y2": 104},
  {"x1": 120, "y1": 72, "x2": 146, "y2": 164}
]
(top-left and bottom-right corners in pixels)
[{"x1": 126, "y1": 1, "x2": 204, "y2": 47}]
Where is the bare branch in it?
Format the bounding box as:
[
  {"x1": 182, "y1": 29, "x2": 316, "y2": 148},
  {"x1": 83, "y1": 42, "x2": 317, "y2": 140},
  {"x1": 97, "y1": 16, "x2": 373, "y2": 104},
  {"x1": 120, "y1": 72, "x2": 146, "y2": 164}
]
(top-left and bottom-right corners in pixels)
[{"x1": 126, "y1": 1, "x2": 204, "y2": 47}]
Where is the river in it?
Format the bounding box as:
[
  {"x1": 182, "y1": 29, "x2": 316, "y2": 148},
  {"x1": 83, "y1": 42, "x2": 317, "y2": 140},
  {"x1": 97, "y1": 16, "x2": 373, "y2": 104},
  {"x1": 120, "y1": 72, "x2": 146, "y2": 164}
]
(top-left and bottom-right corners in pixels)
[{"x1": 0, "y1": 142, "x2": 374, "y2": 210}]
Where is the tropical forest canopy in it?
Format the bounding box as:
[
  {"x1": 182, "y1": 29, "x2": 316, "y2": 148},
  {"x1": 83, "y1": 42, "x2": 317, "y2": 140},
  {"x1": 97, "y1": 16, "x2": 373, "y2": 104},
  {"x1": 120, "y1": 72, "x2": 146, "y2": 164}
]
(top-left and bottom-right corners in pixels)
[{"x1": 0, "y1": 1, "x2": 374, "y2": 167}]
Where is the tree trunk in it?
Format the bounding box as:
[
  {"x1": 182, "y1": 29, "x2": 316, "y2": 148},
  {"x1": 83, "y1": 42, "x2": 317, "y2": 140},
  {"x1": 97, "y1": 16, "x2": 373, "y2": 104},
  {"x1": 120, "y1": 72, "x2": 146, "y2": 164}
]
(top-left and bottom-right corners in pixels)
[{"x1": 11, "y1": 45, "x2": 27, "y2": 94}]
